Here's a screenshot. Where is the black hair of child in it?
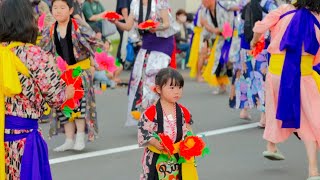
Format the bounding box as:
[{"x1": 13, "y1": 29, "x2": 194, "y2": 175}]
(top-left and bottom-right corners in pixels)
[
  {"x1": 0, "y1": 0, "x2": 38, "y2": 44},
  {"x1": 294, "y1": 0, "x2": 320, "y2": 14},
  {"x1": 52, "y1": 0, "x2": 74, "y2": 8},
  {"x1": 155, "y1": 68, "x2": 184, "y2": 89}
]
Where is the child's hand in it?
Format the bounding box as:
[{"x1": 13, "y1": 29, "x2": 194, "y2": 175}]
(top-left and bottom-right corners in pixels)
[{"x1": 149, "y1": 138, "x2": 164, "y2": 151}]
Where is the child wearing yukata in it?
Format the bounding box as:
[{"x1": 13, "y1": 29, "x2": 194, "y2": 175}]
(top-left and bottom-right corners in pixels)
[
  {"x1": 112, "y1": 0, "x2": 178, "y2": 126},
  {"x1": 0, "y1": 0, "x2": 75, "y2": 179},
  {"x1": 251, "y1": 0, "x2": 320, "y2": 179},
  {"x1": 40, "y1": 0, "x2": 103, "y2": 151},
  {"x1": 138, "y1": 68, "x2": 196, "y2": 180}
]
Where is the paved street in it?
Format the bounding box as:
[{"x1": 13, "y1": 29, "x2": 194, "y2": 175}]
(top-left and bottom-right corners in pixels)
[{"x1": 43, "y1": 71, "x2": 311, "y2": 180}]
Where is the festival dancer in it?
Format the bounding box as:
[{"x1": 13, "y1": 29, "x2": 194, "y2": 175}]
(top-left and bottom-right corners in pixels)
[
  {"x1": 112, "y1": 0, "x2": 177, "y2": 126},
  {"x1": 229, "y1": 0, "x2": 278, "y2": 123},
  {"x1": 0, "y1": 0, "x2": 74, "y2": 179},
  {"x1": 40, "y1": 0, "x2": 102, "y2": 151},
  {"x1": 251, "y1": 1, "x2": 320, "y2": 179}
]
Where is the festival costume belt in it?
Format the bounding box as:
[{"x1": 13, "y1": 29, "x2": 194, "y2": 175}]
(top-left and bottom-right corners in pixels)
[
  {"x1": 0, "y1": 42, "x2": 31, "y2": 179},
  {"x1": 148, "y1": 144, "x2": 199, "y2": 180},
  {"x1": 269, "y1": 54, "x2": 320, "y2": 91},
  {"x1": 4, "y1": 115, "x2": 52, "y2": 180},
  {"x1": 68, "y1": 58, "x2": 91, "y2": 70}
]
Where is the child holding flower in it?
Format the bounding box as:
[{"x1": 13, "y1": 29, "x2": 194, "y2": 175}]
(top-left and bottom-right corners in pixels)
[{"x1": 138, "y1": 68, "x2": 199, "y2": 180}]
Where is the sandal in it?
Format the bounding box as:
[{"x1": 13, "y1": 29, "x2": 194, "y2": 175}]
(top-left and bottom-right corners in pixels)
[{"x1": 263, "y1": 150, "x2": 285, "y2": 161}]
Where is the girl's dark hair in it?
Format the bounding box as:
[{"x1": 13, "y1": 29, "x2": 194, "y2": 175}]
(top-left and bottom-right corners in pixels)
[
  {"x1": 155, "y1": 68, "x2": 184, "y2": 88},
  {"x1": 52, "y1": 0, "x2": 74, "y2": 8},
  {"x1": 0, "y1": 0, "x2": 38, "y2": 44},
  {"x1": 293, "y1": 0, "x2": 320, "y2": 14}
]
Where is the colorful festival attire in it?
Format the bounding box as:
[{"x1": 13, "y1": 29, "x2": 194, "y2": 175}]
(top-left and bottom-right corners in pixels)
[
  {"x1": 40, "y1": 18, "x2": 102, "y2": 141},
  {"x1": 253, "y1": 4, "x2": 320, "y2": 145},
  {"x1": 1, "y1": 42, "x2": 66, "y2": 179},
  {"x1": 126, "y1": 0, "x2": 177, "y2": 126}
]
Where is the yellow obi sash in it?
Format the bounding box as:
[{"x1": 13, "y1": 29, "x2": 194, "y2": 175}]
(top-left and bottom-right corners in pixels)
[
  {"x1": 0, "y1": 42, "x2": 30, "y2": 179},
  {"x1": 68, "y1": 58, "x2": 91, "y2": 70},
  {"x1": 148, "y1": 143, "x2": 199, "y2": 180},
  {"x1": 187, "y1": 27, "x2": 203, "y2": 79},
  {"x1": 269, "y1": 54, "x2": 320, "y2": 91}
]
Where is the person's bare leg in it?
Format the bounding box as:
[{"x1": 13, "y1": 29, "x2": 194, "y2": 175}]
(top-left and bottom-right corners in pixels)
[
  {"x1": 304, "y1": 141, "x2": 319, "y2": 177},
  {"x1": 73, "y1": 119, "x2": 86, "y2": 151},
  {"x1": 54, "y1": 122, "x2": 76, "y2": 152}
]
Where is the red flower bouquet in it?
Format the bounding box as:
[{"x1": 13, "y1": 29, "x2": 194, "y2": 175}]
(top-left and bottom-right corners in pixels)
[
  {"x1": 153, "y1": 133, "x2": 175, "y2": 155},
  {"x1": 103, "y1": 11, "x2": 123, "y2": 20},
  {"x1": 60, "y1": 68, "x2": 84, "y2": 117},
  {"x1": 178, "y1": 131, "x2": 210, "y2": 164},
  {"x1": 138, "y1": 20, "x2": 160, "y2": 30},
  {"x1": 158, "y1": 133, "x2": 175, "y2": 155},
  {"x1": 251, "y1": 36, "x2": 265, "y2": 58},
  {"x1": 179, "y1": 136, "x2": 205, "y2": 160}
]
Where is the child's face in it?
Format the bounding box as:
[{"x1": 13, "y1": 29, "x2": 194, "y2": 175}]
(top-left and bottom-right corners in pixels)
[
  {"x1": 156, "y1": 79, "x2": 183, "y2": 104},
  {"x1": 52, "y1": 1, "x2": 73, "y2": 23}
]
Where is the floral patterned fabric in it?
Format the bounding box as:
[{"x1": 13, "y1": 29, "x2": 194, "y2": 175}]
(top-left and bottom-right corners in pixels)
[
  {"x1": 231, "y1": 49, "x2": 269, "y2": 112},
  {"x1": 4, "y1": 43, "x2": 66, "y2": 179},
  {"x1": 137, "y1": 105, "x2": 191, "y2": 180}
]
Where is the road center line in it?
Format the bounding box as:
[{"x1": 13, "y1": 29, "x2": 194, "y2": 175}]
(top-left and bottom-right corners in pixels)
[{"x1": 49, "y1": 122, "x2": 259, "y2": 165}]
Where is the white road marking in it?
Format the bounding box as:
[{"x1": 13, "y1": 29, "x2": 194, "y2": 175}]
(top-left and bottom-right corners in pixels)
[{"x1": 49, "y1": 122, "x2": 259, "y2": 165}]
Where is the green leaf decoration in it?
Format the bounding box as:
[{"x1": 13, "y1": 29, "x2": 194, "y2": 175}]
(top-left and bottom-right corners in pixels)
[
  {"x1": 158, "y1": 154, "x2": 169, "y2": 163},
  {"x1": 202, "y1": 147, "x2": 211, "y2": 157},
  {"x1": 186, "y1": 131, "x2": 193, "y2": 137},
  {"x1": 72, "y1": 66, "x2": 82, "y2": 78},
  {"x1": 152, "y1": 132, "x2": 161, "y2": 142},
  {"x1": 177, "y1": 157, "x2": 186, "y2": 164},
  {"x1": 96, "y1": 47, "x2": 102, "y2": 53},
  {"x1": 55, "y1": 53, "x2": 59, "y2": 57},
  {"x1": 115, "y1": 59, "x2": 121, "y2": 67},
  {"x1": 63, "y1": 106, "x2": 73, "y2": 118}
]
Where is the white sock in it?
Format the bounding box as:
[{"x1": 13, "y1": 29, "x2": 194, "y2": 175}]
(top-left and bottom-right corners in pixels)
[
  {"x1": 73, "y1": 132, "x2": 86, "y2": 151},
  {"x1": 54, "y1": 138, "x2": 74, "y2": 152}
]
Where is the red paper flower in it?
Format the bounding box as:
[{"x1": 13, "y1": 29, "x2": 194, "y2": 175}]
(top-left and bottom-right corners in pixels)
[
  {"x1": 138, "y1": 20, "x2": 160, "y2": 30},
  {"x1": 61, "y1": 69, "x2": 84, "y2": 110},
  {"x1": 179, "y1": 136, "x2": 206, "y2": 160},
  {"x1": 103, "y1": 11, "x2": 123, "y2": 20},
  {"x1": 158, "y1": 133, "x2": 175, "y2": 155},
  {"x1": 252, "y1": 37, "x2": 265, "y2": 57}
]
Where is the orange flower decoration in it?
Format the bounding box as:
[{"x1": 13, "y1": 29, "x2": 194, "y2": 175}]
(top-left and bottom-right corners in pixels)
[
  {"x1": 179, "y1": 136, "x2": 206, "y2": 160},
  {"x1": 103, "y1": 11, "x2": 123, "y2": 20},
  {"x1": 138, "y1": 20, "x2": 160, "y2": 30}
]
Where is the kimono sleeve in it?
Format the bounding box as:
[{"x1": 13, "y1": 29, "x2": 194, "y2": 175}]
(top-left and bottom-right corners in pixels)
[
  {"x1": 26, "y1": 46, "x2": 66, "y2": 108},
  {"x1": 138, "y1": 113, "x2": 157, "y2": 147}
]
